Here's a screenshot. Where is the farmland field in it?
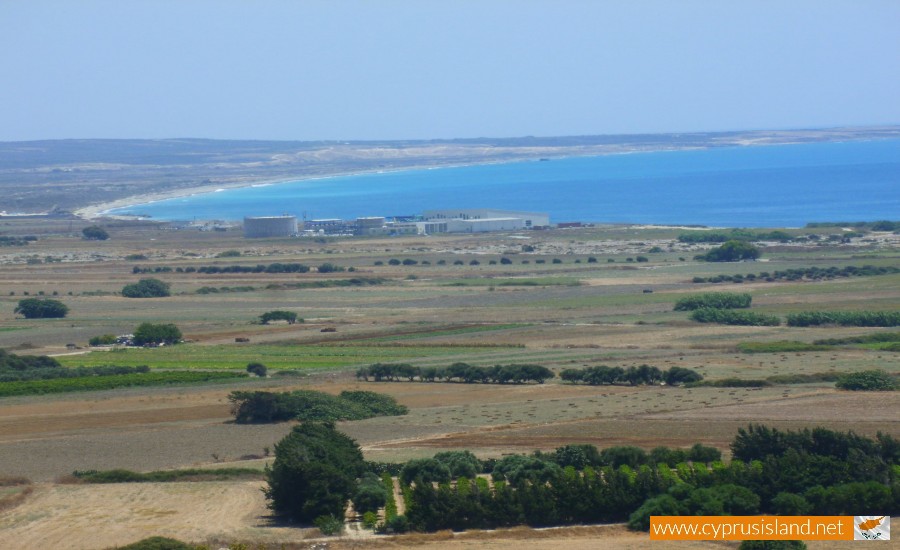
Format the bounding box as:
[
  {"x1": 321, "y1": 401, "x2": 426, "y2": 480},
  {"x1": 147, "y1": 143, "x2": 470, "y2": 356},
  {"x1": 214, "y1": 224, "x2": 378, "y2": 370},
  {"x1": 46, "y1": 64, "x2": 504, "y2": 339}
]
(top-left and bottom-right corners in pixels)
[{"x1": 0, "y1": 218, "x2": 897, "y2": 549}]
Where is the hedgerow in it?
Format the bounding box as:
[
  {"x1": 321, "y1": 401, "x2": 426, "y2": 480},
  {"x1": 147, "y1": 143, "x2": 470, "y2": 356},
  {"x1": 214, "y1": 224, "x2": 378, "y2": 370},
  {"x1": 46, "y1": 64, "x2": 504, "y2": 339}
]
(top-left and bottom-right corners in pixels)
[
  {"x1": 673, "y1": 292, "x2": 752, "y2": 311},
  {"x1": 355, "y1": 362, "x2": 554, "y2": 384},
  {"x1": 786, "y1": 311, "x2": 900, "y2": 327},
  {"x1": 0, "y1": 371, "x2": 245, "y2": 397},
  {"x1": 690, "y1": 308, "x2": 780, "y2": 326},
  {"x1": 692, "y1": 265, "x2": 899, "y2": 284}
]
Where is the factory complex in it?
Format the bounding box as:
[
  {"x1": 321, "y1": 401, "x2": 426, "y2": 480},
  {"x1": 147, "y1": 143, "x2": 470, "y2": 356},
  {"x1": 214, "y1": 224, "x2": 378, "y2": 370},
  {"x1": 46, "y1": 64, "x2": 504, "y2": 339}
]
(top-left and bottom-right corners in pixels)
[{"x1": 242, "y1": 209, "x2": 551, "y2": 238}]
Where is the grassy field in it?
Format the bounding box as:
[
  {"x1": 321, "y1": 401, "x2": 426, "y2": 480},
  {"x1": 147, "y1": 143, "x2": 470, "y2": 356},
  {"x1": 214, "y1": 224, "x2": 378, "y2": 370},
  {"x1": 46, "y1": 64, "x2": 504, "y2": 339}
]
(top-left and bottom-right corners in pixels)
[{"x1": 0, "y1": 219, "x2": 897, "y2": 548}]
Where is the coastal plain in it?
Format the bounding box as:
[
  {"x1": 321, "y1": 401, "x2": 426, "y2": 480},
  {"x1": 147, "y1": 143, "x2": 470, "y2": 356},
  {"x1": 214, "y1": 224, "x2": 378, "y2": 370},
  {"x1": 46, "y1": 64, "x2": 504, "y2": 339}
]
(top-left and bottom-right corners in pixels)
[{"x1": 0, "y1": 217, "x2": 897, "y2": 549}]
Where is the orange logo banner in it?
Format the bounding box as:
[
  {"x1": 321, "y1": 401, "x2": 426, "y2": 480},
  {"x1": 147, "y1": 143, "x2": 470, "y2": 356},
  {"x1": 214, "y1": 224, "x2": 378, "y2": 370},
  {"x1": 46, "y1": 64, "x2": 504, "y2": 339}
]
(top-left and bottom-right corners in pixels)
[{"x1": 650, "y1": 516, "x2": 854, "y2": 541}]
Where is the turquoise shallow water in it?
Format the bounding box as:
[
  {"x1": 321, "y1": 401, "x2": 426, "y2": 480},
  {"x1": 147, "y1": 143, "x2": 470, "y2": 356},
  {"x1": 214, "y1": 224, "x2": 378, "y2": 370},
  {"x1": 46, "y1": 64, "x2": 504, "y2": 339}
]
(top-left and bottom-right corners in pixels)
[{"x1": 110, "y1": 139, "x2": 900, "y2": 227}]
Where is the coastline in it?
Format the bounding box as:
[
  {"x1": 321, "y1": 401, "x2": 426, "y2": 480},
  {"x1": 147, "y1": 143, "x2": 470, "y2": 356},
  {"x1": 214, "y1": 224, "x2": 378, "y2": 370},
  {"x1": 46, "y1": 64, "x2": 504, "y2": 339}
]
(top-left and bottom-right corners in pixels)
[
  {"x1": 73, "y1": 145, "x2": 714, "y2": 220},
  {"x1": 71, "y1": 129, "x2": 900, "y2": 221},
  {"x1": 73, "y1": 153, "x2": 626, "y2": 220}
]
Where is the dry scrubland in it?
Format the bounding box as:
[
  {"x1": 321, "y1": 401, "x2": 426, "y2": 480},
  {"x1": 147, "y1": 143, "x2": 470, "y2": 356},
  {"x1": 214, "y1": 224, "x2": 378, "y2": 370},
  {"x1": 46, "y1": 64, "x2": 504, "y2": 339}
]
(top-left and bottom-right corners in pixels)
[{"x1": 0, "y1": 219, "x2": 898, "y2": 549}]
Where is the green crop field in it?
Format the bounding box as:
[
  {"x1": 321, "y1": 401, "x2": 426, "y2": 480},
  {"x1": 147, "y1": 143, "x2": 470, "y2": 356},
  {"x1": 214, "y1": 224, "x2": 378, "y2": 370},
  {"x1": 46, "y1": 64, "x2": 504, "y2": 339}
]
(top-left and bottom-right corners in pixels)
[{"x1": 55, "y1": 343, "x2": 505, "y2": 370}]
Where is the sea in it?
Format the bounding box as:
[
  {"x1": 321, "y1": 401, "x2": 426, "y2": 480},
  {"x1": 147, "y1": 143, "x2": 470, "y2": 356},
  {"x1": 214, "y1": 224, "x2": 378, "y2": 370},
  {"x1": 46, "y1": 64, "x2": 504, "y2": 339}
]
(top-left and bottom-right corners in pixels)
[{"x1": 108, "y1": 139, "x2": 900, "y2": 227}]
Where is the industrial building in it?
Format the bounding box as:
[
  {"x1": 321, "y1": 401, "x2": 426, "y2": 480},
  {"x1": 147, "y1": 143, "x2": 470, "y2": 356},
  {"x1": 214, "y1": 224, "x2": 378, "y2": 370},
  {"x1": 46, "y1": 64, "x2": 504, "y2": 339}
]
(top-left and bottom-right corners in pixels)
[
  {"x1": 422, "y1": 209, "x2": 550, "y2": 229},
  {"x1": 242, "y1": 215, "x2": 298, "y2": 238},
  {"x1": 417, "y1": 209, "x2": 549, "y2": 234},
  {"x1": 242, "y1": 209, "x2": 549, "y2": 238}
]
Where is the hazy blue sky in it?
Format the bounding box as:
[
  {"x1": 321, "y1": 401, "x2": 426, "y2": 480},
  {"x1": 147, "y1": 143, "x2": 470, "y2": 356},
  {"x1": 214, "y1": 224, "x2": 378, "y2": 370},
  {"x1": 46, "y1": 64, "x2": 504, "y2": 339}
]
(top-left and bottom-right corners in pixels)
[{"x1": 2, "y1": 1, "x2": 898, "y2": 141}]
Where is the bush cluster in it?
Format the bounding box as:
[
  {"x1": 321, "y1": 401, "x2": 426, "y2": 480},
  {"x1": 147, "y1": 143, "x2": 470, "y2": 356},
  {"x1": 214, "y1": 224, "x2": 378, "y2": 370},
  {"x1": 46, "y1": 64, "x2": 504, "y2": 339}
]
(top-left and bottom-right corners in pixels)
[
  {"x1": 673, "y1": 292, "x2": 752, "y2": 311},
  {"x1": 258, "y1": 310, "x2": 300, "y2": 324},
  {"x1": 355, "y1": 362, "x2": 554, "y2": 384},
  {"x1": 835, "y1": 370, "x2": 897, "y2": 391},
  {"x1": 229, "y1": 389, "x2": 408, "y2": 424},
  {"x1": 122, "y1": 278, "x2": 170, "y2": 298},
  {"x1": 0, "y1": 235, "x2": 37, "y2": 247}
]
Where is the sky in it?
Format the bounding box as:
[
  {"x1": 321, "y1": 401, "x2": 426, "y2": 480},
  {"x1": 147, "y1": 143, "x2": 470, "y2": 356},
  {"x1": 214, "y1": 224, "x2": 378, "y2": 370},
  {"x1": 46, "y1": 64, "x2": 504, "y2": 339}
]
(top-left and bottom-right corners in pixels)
[{"x1": 1, "y1": 0, "x2": 899, "y2": 142}]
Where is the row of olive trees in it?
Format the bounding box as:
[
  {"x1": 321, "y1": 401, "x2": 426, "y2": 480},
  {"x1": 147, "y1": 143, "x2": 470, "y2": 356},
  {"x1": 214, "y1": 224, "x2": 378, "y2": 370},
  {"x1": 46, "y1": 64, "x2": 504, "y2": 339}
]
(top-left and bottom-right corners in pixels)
[
  {"x1": 356, "y1": 362, "x2": 554, "y2": 384},
  {"x1": 560, "y1": 365, "x2": 702, "y2": 386}
]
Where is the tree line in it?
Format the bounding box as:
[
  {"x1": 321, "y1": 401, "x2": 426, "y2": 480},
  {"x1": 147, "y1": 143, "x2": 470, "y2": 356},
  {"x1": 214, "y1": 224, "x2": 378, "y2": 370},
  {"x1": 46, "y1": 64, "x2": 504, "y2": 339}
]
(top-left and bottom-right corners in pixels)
[
  {"x1": 130, "y1": 262, "x2": 348, "y2": 274},
  {"x1": 560, "y1": 365, "x2": 703, "y2": 386},
  {"x1": 355, "y1": 362, "x2": 554, "y2": 384},
  {"x1": 674, "y1": 292, "x2": 752, "y2": 310},
  {"x1": 786, "y1": 311, "x2": 900, "y2": 327},
  {"x1": 264, "y1": 423, "x2": 899, "y2": 535},
  {"x1": 692, "y1": 265, "x2": 899, "y2": 284}
]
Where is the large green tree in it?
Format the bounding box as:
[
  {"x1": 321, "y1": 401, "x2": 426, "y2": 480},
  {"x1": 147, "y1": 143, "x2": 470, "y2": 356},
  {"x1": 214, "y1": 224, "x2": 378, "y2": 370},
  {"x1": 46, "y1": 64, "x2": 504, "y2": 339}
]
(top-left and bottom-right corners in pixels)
[
  {"x1": 122, "y1": 278, "x2": 170, "y2": 298},
  {"x1": 265, "y1": 422, "x2": 366, "y2": 523},
  {"x1": 14, "y1": 298, "x2": 69, "y2": 319},
  {"x1": 132, "y1": 322, "x2": 182, "y2": 345},
  {"x1": 697, "y1": 240, "x2": 761, "y2": 262}
]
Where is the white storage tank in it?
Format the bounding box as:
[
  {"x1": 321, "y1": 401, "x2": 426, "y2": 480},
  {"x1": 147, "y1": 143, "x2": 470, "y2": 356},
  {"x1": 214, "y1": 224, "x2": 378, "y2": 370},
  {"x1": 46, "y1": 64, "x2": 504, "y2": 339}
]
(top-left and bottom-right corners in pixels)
[{"x1": 243, "y1": 216, "x2": 298, "y2": 238}]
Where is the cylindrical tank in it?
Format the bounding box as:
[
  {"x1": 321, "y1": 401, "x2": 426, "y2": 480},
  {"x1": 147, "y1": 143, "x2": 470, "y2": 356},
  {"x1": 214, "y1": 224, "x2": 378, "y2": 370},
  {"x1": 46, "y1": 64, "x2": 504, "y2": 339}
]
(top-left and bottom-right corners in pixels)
[{"x1": 243, "y1": 216, "x2": 297, "y2": 238}]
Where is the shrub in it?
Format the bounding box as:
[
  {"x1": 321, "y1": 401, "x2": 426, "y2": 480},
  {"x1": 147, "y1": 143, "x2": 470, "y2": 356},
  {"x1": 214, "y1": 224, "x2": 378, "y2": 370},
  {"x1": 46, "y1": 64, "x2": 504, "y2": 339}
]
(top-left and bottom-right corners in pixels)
[
  {"x1": 835, "y1": 370, "x2": 896, "y2": 391},
  {"x1": 14, "y1": 298, "x2": 69, "y2": 319},
  {"x1": 696, "y1": 240, "x2": 761, "y2": 262},
  {"x1": 215, "y1": 249, "x2": 241, "y2": 257},
  {"x1": 246, "y1": 362, "x2": 267, "y2": 377},
  {"x1": 81, "y1": 225, "x2": 109, "y2": 240},
  {"x1": 664, "y1": 366, "x2": 703, "y2": 385},
  {"x1": 88, "y1": 334, "x2": 117, "y2": 346},
  {"x1": 259, "y1": 310, "x2": 299, "y2": 324},
  {"x1": 122, "y1": 278, "x2": 170, "y2": 298},
  {"x1": 314, "y1": 514, "x2": 344, "y2": 535}
]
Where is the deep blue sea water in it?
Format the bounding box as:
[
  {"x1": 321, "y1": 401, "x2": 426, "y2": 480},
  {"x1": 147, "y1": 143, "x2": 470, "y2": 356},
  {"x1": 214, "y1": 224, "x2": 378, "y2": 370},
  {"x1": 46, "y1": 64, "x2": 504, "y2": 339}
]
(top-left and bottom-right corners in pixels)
[{"x1": 109, "y1": 139, "x2": 900, "y2": 227}]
